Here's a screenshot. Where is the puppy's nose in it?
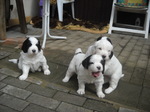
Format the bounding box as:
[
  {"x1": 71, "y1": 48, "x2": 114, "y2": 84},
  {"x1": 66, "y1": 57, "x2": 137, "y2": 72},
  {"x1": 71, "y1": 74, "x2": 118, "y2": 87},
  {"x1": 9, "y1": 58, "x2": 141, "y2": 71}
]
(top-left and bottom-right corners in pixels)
[
  {"x1": 97, "y1": 66, "x2": 101, "y2": 70},
  {"x1": 32, "y1": 50, "x2": 36, "y2": 53},
  {"x1": 102, "y1": 55, "x2": 106, "y2": 59}
]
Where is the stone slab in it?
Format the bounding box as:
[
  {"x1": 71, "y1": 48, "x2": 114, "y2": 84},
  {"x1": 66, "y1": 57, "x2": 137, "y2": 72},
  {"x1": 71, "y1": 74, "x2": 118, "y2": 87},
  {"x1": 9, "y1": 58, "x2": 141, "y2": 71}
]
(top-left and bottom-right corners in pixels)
[
  {"x1": 1, "y1": 85, "x2": 31, "y2": 99},
  {"x1": 27, "y1": 93, "x2": 60, "y2": 110},
  {"x1": 53, "y1": 91, "x2": 86, "y2": 106},
  {"x1": 57, "y1": 102, "x2": 93, "y2": 112},
  {"x1": 0, "y1": 94, "x2": 29, "y2": 111}
]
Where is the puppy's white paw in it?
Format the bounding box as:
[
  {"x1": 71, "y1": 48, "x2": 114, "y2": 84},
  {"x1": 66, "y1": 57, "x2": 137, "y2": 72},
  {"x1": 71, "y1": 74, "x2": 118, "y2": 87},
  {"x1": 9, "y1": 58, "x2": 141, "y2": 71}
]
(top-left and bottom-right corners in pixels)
[
  {"x1": 97, "y1": 92, "x2": 105, "y2": 98},
  {"x1": 44, "y1": 69, "x2": 51, "y2": 75},
  {"x1": 19, "y1": 75, "x2": 27, "y2": 80},
  {"x1": 62, "y1": 77, "x2": 69, "y2": 82},
  {"x1": 77, "y1": 89, "x2": 85, "y2": 95},
  {"x1": 105, "y1": 87, "x2": 114, "y2": 94}
]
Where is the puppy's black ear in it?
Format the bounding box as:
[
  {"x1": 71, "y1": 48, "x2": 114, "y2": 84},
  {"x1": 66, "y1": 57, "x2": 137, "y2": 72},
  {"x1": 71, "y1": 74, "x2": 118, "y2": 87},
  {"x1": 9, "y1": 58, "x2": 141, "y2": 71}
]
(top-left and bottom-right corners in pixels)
[
  {"x1": 36, "y1": 39, "x2": 41, "y2": 52},
  {"x1": 22, "y1": 38, "x2": 31, "y2": 53},
  {"x1": 109, "y1": 51, "x2": 113, "y2": 59},
  {"x1": 96, "y1": 37, "x2": 102, "y2": 41},
  {"x1": 106, "y1": 38, "x2": 112, "y2": 45},
  {"x1": 82, "y1": 55, "x2": 92, "y2": 69},
  {"x1": 101, "y1": 59, "x2": 105, "y2": 74}
]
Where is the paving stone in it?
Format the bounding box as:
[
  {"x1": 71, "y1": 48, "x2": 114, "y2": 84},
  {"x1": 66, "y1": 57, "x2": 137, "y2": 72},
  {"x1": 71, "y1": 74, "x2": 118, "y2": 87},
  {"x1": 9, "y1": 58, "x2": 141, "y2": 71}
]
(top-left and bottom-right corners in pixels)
[
  {"x1": 136, "y1": 60, "x2": 147, "y2": 69},
  {"x1": 0, "y1": 73, "x2": 7, "y2": 81},
  {"x1": 128, "y1": 55, "x2": 139, "y2": 63},
  {"x1": 27, "y1": 93, "x2": 60, "y2": 110},
  {"x1": 57, "y1": 102, "x2": 93, "y2": 112},
  {"x1": 0, "y1": 105, "x2": 19, "y2": 112},
  {"x1": 47, "y1": 82, "x2": 69, "y2": 93},
  {"x1": 0, "y1": 51, "x2": 11, "y2": 59},
  {"x1": 83, "y1": 99, "x2": 118, "y2": 112},
  {"x1": 119, "y1": 107, "x2": 137, "y2": 112},
  {"x1": 120, "y1": 50, "x2": 131, "y2": 57},
  {"x1": 0, "y1": 82, "x2": 6, "y2": 89},
  {"x1": 105, "y1": 81, "x2": 142, "y2": 108},
  {"x1": 131, "y1": 50, "x2": 141, "y2": 56},
  {"x1": 53, "y1": 91, "x2": 86, "y2": 106},
  {"x1": 1, "y1": 85, "x2": 31, "y2": 99},
  {"x1": 130, "y1": 68, "x2": 146, "y2": 85},
  {"x1": 138, "y1": 87, "x2": 150, "y2": 112},
  {"x1": 23, "y1": 104, "x2": 55, "y2": 112},
  {"x1": 26, "y1": 76, "x2": 43, "y2": 85},
  {"x1": 2, "y1": 77, "x2": 30, "y2": 89},
  {"x1": 0, "y1": 68, "x2": 20, "y2": 77},
  {"x1": 26, "y1": 84, "x2": 57, "y2": 97},
  {"x1": 0, "y1": 94, "x2": 29, "y2": 111}
]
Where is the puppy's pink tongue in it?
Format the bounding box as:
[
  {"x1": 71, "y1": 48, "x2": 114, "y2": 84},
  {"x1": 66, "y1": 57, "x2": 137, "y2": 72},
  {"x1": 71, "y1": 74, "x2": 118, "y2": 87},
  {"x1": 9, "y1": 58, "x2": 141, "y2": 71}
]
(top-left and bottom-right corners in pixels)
[{"x1": 92, "y1": 72, "x2": 100, "y2": 77}]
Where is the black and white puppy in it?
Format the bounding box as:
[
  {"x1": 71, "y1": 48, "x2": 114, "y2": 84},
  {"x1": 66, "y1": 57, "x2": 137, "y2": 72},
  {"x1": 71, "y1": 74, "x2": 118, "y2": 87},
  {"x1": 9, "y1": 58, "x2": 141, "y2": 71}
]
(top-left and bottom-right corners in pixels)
[
  {"x1": 63, "y1": 48, "x2": 105, "y2": 98},
  {"x1": 9, "y1": 37, "x2": 50, "y2": 80},
  {"x1": 85, "y1": 36, "x2": 124, "y2": 94}
]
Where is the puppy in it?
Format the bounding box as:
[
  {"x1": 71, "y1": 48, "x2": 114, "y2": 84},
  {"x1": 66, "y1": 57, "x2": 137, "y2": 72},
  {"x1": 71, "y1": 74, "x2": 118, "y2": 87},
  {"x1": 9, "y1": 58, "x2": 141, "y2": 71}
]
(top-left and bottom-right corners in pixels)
[
  {"x1": 86, "y1": 36, "x2": 124, "y2": 94},
  {"x1": 62, "y1": 48, "x2": 105, "y2": 98},
  {"x1": 9, "y1": 37, "x2": 50, "y2": 80}
]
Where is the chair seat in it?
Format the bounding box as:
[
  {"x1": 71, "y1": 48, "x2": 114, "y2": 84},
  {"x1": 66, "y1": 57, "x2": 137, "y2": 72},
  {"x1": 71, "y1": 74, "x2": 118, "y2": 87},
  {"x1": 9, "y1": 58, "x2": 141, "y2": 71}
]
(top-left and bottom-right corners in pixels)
[{"x1": 115, "y1": 5, "x2": 148, "y2": 13}]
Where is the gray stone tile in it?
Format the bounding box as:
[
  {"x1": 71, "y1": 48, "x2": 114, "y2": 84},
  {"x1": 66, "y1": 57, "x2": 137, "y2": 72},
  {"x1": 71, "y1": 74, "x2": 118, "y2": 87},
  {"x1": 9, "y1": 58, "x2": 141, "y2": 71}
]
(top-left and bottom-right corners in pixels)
[
  {"x1": 1, "y1": 85, "x2": 31, "y2": 99},
  {"x1": 26, "y1": 84, "x2": 57, "y2": 97},
  {"x1": 27, "y1": 93, "x2": 60, "y2": 110},
  {"x1": 0, "y1": 73, "x2": 7, "y2": 81},
  {"x1": 138, "y1": 87, "x2": 150, "y2": 112},
  {"x1": 119, "y1": 107, "x2": 137, "y2": 112},
  {"x1": 0, "y1": 94, "x2": 29, "y2": 111},
  {"x1": 136, "y1": 60, "x2": 147, "y2": 69},
  {"x1": 0, "y1": 82, "x2": 6, "y2": 89},
  {"x1": 2, "y1": 77, "x2": 30, "y2": 89},
  {"x1": 53, "y1": 91, "x2": 86, "y2": 106},
  {"x1": 105, "y1": 81, "x2": 142, "y2": 108},
  {"x1": 0, "y1": 105, "x2": 19, "y2": 112},
  {"x1": 57, "y1": 102, "x2": 93, "y2": 112},
  {"x1": 23, "y1": 104, "x2": 55, "y2": 112},
  {"x1": 130, "y1": 68, "x2": 146, "y2": 85},
  {"x1": 0, "y1": 68, "x2": 20, "y2": 78},
  {"x1": 83, "y1": 99, "x2": 118, "y2": 112}
]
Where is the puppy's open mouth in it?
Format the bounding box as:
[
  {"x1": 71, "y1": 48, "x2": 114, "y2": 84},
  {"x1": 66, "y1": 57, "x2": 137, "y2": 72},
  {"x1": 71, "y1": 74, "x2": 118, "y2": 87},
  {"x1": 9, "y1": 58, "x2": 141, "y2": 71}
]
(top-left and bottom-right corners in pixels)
[{"x1": 92, "y1": 72, "x2": 101, "y2": 77}]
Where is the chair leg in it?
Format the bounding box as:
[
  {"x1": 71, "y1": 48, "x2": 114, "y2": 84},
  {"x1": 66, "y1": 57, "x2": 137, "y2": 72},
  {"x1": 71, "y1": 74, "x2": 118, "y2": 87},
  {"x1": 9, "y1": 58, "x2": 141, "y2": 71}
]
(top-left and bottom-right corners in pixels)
[
  {"x1": 71, "y1": 2, "x2": 75, "y2": 19},
  {"x1": 57, "y1": 0, "x2": 63, "y2": 21},
  {"x1": 144, "y1": 12, "x2": 150, "y2": 39}
]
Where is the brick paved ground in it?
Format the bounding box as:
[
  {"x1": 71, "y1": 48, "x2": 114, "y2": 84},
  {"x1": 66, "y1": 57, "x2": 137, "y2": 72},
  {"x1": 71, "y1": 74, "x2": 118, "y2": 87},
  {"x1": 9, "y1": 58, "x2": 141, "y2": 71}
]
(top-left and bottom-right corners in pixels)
[{"x1": 0, "y1": 25, "x2": 150, "y2": 112}]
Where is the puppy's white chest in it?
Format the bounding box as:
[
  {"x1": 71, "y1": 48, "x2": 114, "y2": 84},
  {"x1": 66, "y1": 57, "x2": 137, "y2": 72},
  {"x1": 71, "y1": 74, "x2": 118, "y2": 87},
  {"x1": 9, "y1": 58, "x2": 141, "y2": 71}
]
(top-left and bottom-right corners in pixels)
[{"x1": 29, "y1": 61, "x2": 41, "y2": 72}]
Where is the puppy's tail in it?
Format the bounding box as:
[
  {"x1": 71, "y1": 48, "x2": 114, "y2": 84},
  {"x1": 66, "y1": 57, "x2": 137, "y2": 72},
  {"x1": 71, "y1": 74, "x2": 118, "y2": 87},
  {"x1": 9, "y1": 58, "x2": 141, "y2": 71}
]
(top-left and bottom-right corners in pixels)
[
  {"x1": 75, "y1": 48, "x2": 82, "y2": 55},
  {"x1": 8, "y1": 59, "x2": 18, "y2": 64}
]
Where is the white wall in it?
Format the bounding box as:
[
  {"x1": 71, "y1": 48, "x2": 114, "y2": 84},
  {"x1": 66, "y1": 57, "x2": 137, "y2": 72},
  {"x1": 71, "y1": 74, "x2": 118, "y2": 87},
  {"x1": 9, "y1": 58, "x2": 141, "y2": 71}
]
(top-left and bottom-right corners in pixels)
[{"x1": 10, "y1": 0, "x2": 40, "y2": 19}]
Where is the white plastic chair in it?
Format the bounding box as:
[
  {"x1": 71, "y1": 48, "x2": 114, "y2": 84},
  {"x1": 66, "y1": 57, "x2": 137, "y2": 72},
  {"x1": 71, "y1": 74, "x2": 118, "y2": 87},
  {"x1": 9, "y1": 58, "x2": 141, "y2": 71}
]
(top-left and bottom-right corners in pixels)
[
  {"x1": 57, "y1": 0, "x2": 75, "y2": 22},
  {"x1": 108, "y1": 0, "x2": 150, "y2": 39}
]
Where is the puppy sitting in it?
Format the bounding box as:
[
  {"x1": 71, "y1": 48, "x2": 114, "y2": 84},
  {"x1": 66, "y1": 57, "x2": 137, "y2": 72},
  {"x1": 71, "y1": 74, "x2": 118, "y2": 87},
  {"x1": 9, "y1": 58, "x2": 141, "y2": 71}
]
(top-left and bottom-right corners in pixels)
[
  {"x1": 9, "y1": 37, "x2": 50, "y2": 80},
  {"x1": 86, "y1": 36, "x2": 124, "y2": 94},
  {"x1": 63, "y1": 48, "x2": 105, "y2": 98}
]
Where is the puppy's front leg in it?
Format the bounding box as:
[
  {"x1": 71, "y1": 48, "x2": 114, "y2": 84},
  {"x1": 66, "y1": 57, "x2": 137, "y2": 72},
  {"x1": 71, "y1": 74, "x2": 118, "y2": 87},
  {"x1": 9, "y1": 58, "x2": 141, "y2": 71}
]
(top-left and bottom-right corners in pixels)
[
  {"x1": 42, "y1": 62, "x2": 51, "y2": 75},
  {"x1": 95, "y1": 82, "x2": 105, "y2": 98},
  {"x1": 19, "y1": 65, "x2": 30, "y2": 80},
  {"x1": 77, "y1": 81, "x2": 85, "y2": 95}
]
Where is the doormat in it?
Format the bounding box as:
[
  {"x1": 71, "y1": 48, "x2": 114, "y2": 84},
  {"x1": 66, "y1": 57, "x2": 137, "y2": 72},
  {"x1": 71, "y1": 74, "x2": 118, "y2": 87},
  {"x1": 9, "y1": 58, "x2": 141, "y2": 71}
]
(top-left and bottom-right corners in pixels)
[{"x1": 30, "y1": 13, "x2": 109, "y2": 34}]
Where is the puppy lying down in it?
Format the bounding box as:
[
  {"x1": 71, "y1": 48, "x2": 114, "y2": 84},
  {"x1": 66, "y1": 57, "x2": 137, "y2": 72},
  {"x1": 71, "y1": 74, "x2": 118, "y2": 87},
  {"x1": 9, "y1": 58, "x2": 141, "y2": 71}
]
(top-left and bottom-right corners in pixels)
[
  {"x1": 9, "y1": 37, "x2": 50, "y2": 80},
  {"x1": 63, "y1": 48, "x2": 105, "y2": 98}
]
